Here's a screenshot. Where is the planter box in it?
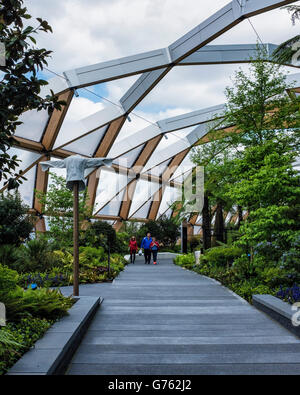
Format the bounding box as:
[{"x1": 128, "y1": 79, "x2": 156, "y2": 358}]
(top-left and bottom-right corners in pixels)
[
  {"x1": 253, "y1": 294, "x2": 300, "y2": 338},
  {"x1": 7, "y1": 296, "x2": 101, "y2": 375}
]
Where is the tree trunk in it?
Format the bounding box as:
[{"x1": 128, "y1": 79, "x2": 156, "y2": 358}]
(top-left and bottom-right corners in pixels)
[
  {"x1": 214, "y1": 201, "x2": 224, "y2": 243},
  {"x1": 202, "y1": 195, "x2": 211, "y2": 250},
  {"x1": 237, "y1": 205, "x2": 243, "y2": 229}
]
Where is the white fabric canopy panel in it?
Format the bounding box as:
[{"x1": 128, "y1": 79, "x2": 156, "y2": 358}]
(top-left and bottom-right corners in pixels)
[
  {"x1": 131, "y1": 199, "x2": 152, "y2": 219},
  {"x1": 157, "y1": 185, "x2": 181, "y2": 219},
  {"x1": 113, "y1": 145, "x2": 146, "y2": 168},
  {"x1": 129, "y1": 179, "x2": 161, "y2": 218},
  {"x1": 0, "y1": 148, "x2": 41, "y2": 190},
  {"x1": 16, "y1": 165, "x2": 37, "y2": 208},
  {"x1": 63, "y1": 125, "x2": 109, "y2": 157},
  {"x1": 94, "y1": 170, "x2": 130, "y2": 214},
  {"x1": 14, "y1": 109, "x2": 50, "y2": 142}
]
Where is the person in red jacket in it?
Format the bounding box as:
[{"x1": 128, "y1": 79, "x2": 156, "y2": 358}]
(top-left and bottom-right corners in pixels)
[
  {"x1": 150, "y1": 237, "x2": 160, "y2": 265},
  {"x1": 128, "y1": 236, "x2": 138, "y2": 264}
]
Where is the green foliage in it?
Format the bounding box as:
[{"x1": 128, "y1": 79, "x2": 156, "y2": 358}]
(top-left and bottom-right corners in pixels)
[
  {"x1": 0, "y1": 0, "x2": 65, "y2": 187},
  {"x1": 36, "y1": 173, "x2": 91, "y2": 247},
  {"x1": 0, "y1": 192, "x2": 33, "y2": 246},
  {"x1": 2, "y1": 286, "x2": 74, "y2": 321},
  {"x1": 0, "y1": 317, "x2": 52, "y2": 375},
  {"x1": 82, "y1": 220, "x2": 118, "y2": 252},
  {"x1": 16, "y1": 247, "x2": 126, "y2": 287},
  {"x1": 79, "y1": 246, "x2": 105, "y2": 267},
  {"x1": 0, "y1": 264, "x2": 19, "y2": 298},
  {"x1": 137, "y1": 216, "x2": 180, "y2": 248},
  {"x1": 200, "y1": 245, "x2": 243, "y2": 268},
  {"x1": 138, "y1": 220, "x2": 161, "y2": 244},
  {"x1": 157, "y1": 216, "x2": 181, "y2": 248},
  {"x1": 224, "y1": 47, "x2": 300, "y2": 146},
  {"x1": 174, "y1": 254, "x2": 195, "y2": 269},
  {"x1": 0, "y1": 238, "x2": 62, "y2": 273}
]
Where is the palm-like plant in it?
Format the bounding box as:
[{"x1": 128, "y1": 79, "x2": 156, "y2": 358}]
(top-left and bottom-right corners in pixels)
[
  {"x1": 273, "y1": 6, "x2": 300, "y2": 64},
  {"x1": 0, "y1": 330, "x2": 22, "y2": 348}
]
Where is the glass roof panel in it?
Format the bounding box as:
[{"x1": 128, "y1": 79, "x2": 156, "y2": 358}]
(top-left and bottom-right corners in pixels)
[
  {"x1": 113, "y1": 145, "x2": 145, "y2": 168},
  {"x1": 0, "y1": 148, "x2": 40, "y2": 190},
  {"x1": 17, "y1": 165, "x2": 37, "y2": 208},
  {"x1": 129, "y1": 179, "x2": 161, "y2": 218},
  {"x1": 157, "y1": 185, "x2": 181, "y2": 218},
  {"x1": 98, "y1": 200, "x2": 122, "y2": 217},
  {"x1": 194, "y1": 225, "x2": 201, "y2": 235},
  {"x1": 109, "y1": 114, "x2": 150, "y2": 153},
  {"x1": 14, "y1": 109, "x2": 49, "y2": 142},
  {"x1": 53, "y1": 95, "x2": 104, "y2": 149},
  {"x1": 94, "y1": 170, "x2": 130, "y2": 214},
  {"x1": 144, "y1": 159, "x2": 171, "y2": 177},
  {"x1": 131, "y1": 199, "x2": 152, "y2": 219},
  {"x1": 63, "y1": 125, "x2": 108, "y2": 156},
  {"x1": 170, "y1": 155, "x2": 194, "y2": 182}
]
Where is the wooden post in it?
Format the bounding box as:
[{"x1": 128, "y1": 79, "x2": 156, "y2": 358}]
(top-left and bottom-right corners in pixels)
[{"x1": 73, "y1": 181, "x2": 79, "y2": 296}]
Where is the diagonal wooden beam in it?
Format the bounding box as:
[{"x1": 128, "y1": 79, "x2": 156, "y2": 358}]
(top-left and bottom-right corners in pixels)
[
  {"x1": 33, "y1": 155, "x2": 50, "y2": 214},
  {"x1": 41, "y1": 90, "x2": 74, "y2": 151}
]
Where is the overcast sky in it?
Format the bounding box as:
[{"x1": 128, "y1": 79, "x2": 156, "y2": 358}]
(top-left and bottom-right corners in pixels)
[{"x1": 24, "y1": 0, "x2": 300, "y2": 143}]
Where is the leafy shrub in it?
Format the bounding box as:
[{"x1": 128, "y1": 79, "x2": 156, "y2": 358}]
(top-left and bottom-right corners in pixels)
[
  {"x1": 200, "y1": 245, "x2": 243, "y2": 267},
  {"x1": 0, "y1": 192, "x2": 34, "y2": 246},
  {"x1": 0, "y1": 244, "x2": 22, "y2": 270},
  {"x1": 174, "y1": 254, "x2": 195, "y2": 269},
  {"x1": 0, "y1": 317, "x2": 52, "y2": 375},
  {"x1": 0, "y1": 265, "x2": 19, "y2": 298},
  {"x1": 229, "y1": 279, "x2": 274, "y2": 302},
  {"x1": 79, "y1": 246, "x2": 105, "y2": 268},
  {"x1": 2, "y1": 287, "x2": 74, "y2": 321},
  {"x1": 82, "y1": 221, "x2": 117, "y2": 252},
  {"x1": 17, "y1": 250, "x2": 127, "y2": 287}
]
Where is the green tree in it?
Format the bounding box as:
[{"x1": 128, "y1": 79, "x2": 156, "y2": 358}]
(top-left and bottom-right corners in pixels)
[
  {"x1": 82, "y1": 220, "x2": 117, "y2": 253},
  {"x1": 157, "y1": 215, "x2": 180, "y2": 248},
  {"x1": 138, "y1": 217, "x2": 180, "y2": 248},
  {"x1": 0, "y1": 192, "x2": 33, "y2": 246},
  {"x1": 228, "y1": 140, "x2": 300, "y2": 251},
  {"x1": 36, "y1": 173, "x2": 91, "y2": 248},
  {"x1": 0, "y1": 0, "x2": 65, "y2": 188},
  {"x1": 222, "y1": 50, "x2": 300, "y2": 259},
  {"x1": 190, "y1": 133, "x2": 236, "y2": 248}
]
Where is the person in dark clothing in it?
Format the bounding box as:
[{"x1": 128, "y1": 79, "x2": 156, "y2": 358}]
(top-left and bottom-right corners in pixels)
[
  {"x1": 150, "y1": 237, "x2": 160, "y2": 265},
  {"x1": 140, "y1": 232, "x2": 152, "y2": 264},
  {"x1": 128, "y1": 236, "x2": 138, "y2": 264}
]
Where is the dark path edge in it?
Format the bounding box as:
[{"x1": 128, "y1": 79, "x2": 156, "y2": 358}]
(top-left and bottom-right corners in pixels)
[{"x1": 7, "y1": 296, "x2": 102, "y2": 375}]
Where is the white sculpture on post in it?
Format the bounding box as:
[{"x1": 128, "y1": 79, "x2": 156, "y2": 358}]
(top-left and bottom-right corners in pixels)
[{"x1": 40, "y1": 155, "x2": 113, "y2": 296}]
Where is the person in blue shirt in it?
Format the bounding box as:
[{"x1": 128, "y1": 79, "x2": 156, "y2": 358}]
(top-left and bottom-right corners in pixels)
[{"x1": 141, "y1": 232, "x2": 152, "y2": 264}]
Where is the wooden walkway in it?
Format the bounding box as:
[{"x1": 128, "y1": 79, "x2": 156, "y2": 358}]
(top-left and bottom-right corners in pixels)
[{"x1": 66, "y1": 254, "x2": 300, "y2": 375}]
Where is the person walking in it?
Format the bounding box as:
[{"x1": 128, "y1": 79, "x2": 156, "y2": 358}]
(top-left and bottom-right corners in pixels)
[
  {"x1": 128, "y1": 236, "x2": 138, "y2": 264},
  {"x1": 141, "y1": 232, "x2": 152, "y2": 264},
  {"x1": 150, "y1": 237, "x2": 160, "y2": 265}
]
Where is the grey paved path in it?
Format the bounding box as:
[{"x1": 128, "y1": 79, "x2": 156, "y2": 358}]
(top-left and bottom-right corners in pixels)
[{"x1": 65, "y1": 254, "x2": 300, "y2": 375}]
